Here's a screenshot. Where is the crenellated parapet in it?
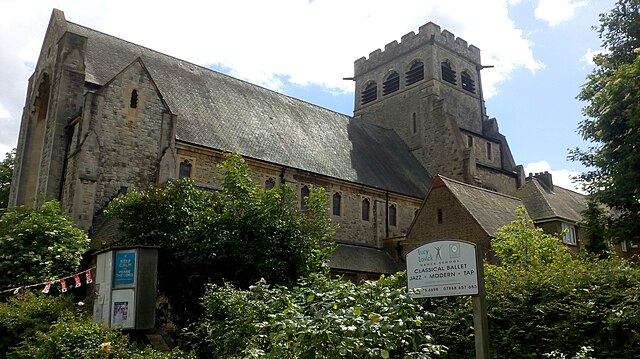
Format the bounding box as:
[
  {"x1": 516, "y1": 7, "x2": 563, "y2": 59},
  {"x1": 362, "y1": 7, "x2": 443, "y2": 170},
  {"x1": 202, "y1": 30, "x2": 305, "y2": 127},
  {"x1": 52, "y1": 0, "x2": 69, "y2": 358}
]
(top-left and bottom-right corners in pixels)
[{"x1": 354, "y1": 22, "x2": 481, "y2": 75}]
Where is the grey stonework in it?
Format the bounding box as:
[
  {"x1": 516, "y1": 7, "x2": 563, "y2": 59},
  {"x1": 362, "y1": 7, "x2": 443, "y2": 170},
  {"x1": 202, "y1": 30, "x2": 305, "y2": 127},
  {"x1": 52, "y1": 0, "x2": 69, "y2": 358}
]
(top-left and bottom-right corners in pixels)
[{"x1": 10, "y1": 10, "x2": 527, "y2": 276}]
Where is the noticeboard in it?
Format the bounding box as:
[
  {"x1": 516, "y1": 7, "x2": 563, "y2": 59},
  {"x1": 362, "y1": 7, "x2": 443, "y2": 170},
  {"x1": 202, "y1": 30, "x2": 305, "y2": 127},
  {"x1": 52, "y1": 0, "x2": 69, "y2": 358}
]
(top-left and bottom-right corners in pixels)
[{"x1": 406, "y1": 240, "x2": 479, "y2": 298}]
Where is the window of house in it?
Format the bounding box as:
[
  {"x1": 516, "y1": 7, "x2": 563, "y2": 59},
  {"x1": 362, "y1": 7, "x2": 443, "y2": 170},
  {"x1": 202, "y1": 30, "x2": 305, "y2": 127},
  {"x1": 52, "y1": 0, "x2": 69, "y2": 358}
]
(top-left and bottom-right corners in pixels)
[
  {"x1": 486, "y1": 142, "x2": 492, "y2": 161},
  {"x1": 179, "y1": 159, "x2": 192, "y2": 178},
  {"x1": 388, "y1": 204, "x2": 397, "y2": 226},
  {"x1": 265, "y1": 178, "x2": 275, "y2": 190},
  {"x1": 412, "y1": 112, "x2": 417, "y2": 133},
  {"x1": 361, "y1": 82, "x2": 378, "y2": 105},
  {"x1": 362, "y1": 198, "x2": 370, "y2": 221},
  {"x1": 461, "y1": 71, "x2": 476, "y2": 93},
  {"x1": 130, "y1": 89, "x2": 138, "y2": 108},
  {"x1": 562, "y1": 223, "x2": 577, "y2": 246},
  {"x1": 437, "y1": 208, "x2": 443, "y2": 224},
  {"x1": 300, "y1": 185, "x2": 310, "y2": 210},
  {"x1": 441, "y1": 61, "x2": 457, "y2": 85},
  {"x1": 467, "y1": 135, "x2": 473, "y2": 148},
  {"x1": 405, "y1": 61, "x2": 424, "y2": 86},
  {"x1": 382, "y1": 72, "x2": 400, "y2": 95},
  {"x1": 332, "y1": 192, "x2": 341, "y2": 216}
]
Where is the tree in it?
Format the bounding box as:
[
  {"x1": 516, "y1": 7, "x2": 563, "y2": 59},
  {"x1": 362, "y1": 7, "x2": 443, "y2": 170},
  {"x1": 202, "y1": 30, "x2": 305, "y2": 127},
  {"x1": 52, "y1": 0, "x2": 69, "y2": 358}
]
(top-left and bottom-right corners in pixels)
[
  {"x1": 106, "y1": 153, "x2": 335, "y2": 326},
  {"x1": 0, "y1": 149, "x2": 15, "y2": 208},
  {"x1": 0, "y1": 201, "x2": 89, "y2": 290},
  {"x1": 571, "y1": 0, "x2": 640, "y2": 243}
]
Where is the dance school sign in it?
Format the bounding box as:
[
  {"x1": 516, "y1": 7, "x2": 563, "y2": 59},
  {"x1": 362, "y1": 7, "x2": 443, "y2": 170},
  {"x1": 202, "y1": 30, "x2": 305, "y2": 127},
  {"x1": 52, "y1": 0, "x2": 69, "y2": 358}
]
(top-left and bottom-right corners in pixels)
[{"x1": 406, "y1": 240, "x2": 479, "y2": 298}]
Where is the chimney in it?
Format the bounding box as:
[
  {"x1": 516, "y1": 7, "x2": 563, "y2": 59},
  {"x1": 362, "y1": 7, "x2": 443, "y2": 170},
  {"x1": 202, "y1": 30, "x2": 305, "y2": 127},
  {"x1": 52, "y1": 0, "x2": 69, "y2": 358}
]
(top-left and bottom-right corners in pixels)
[{"x1": 534, "y1": 171, "x2": 553, "y2": 191}]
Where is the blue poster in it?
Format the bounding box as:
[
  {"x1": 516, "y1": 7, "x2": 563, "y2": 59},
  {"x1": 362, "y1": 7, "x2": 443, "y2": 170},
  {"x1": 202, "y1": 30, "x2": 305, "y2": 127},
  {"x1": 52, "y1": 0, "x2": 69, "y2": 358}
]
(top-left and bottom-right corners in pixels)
[{"x1": 114, "y1": 251, "x2": 136, "y2": 286}]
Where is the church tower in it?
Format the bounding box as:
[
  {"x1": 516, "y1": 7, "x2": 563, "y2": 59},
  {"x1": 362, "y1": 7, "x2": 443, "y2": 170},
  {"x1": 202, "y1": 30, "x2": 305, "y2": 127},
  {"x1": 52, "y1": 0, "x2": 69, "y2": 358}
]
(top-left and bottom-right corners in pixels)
[{"x1": 353, "y1": 22, "x2": 523, "y2": 194}]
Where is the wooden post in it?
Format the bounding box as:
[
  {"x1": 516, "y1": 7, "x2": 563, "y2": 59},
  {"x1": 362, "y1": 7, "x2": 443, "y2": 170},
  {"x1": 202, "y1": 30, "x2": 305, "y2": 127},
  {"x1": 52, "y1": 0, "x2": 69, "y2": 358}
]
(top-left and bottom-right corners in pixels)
[{"x1": 472, "y1": 245, "x2": 489, "y2": 359}]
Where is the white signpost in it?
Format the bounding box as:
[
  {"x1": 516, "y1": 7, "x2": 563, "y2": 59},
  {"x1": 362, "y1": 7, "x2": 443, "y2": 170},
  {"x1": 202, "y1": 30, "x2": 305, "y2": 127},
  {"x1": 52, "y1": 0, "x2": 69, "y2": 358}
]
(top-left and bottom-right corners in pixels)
[{"x1": 406, "y1": 239, "x2": 489, "y2": 359}]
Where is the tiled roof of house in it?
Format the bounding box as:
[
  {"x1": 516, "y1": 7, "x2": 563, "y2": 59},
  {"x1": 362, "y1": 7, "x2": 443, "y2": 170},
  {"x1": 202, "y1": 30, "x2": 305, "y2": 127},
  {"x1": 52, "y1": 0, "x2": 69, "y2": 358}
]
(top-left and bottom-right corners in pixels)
[
  {"x1": 437, "y1": 176, "x2": 524, "y2": 236},
  {"x1": 65, "y1": 21, "x2": 432, "y2": 197},
  {"x1": 513, "y1": 178, "x2": 587, "y2": 224},
  {"x1": 329, "y1": 243, "x2": 401, "y2": 274}
]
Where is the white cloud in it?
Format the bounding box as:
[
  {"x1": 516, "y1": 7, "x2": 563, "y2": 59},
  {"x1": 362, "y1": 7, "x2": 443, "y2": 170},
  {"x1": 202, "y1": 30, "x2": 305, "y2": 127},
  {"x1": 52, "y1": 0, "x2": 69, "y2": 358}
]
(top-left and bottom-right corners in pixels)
[
  {"x1": 524, "y1": 160, "x2": 584, "y2": 193},
  {"x1": 534, "y1": 0, "x2": 586, "y2": 27},
  {"x1": 0, "y1": 0, "x2": 543, "y2": 152},
  {"x1": 581, "y1": 48, "x2": 607, "y2": 65}
]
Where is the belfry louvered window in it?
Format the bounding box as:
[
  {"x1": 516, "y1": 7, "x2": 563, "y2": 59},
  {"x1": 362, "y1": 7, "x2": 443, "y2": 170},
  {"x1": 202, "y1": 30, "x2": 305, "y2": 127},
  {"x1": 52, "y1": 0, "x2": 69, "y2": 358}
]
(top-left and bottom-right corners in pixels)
[
  {"x1": 361, "y1": 82, "x2": 378, "y2": 105},
  {"x1": 405, "y1": 61, "x2": 424, "y2": 86},
  {"x1": 461, "y1": 71, "x2": 476, "y2": 93},
  {"x1": 441, "y1": 61, "x2": 457, "y2": 85},
  {"x1": 382, "y1": 72, "x2": 400, "y2": 95}
]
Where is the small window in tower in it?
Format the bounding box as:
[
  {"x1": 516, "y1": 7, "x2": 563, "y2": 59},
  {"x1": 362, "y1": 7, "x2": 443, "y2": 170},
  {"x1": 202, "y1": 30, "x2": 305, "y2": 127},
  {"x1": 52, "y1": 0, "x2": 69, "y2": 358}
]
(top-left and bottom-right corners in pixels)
[
  {"x1": 382, "y1": 72, "x2": 400, "y2": 95},
  {"x1": 412, "y1": 113, "x2": 417, "y2": 133},
  {"x1": 332, "y1": 192, "x2": 341, "y2": 216},
  {"x1": 461, "y1": 71, "x2": 476, "y2": 93},
  {"x1": 362, "y1": 198, "x2": 370, "y2": 221},
  {"x1": 487, "y1": 142, "x2": 493, "y2": 161},
  {"x1": 130, "y1": 89, "x2": 138, "y2": 108},
  {"x1": 265, "y1": 178, "x2": 275, "y2": 190},
  {"x1": 179, "y1": 159, "x2": 192, "y2": 178},
  {"x1": 405, "y1": 61, "x2": 424, "y2": 86},
  {"x1": 441, "y1": 61, "x2": 457, "y2": 85},
  {"x1": 388, "y1": 204, "x2": 397, "y2": 227},
  {"x1": 301, "y1": 185, "x2": 310, "y2": 210},
  {"x1": 361, "y1": 82, "x2": 378, "y2": 105},
  {"x1": 437, "y1": 208, "x2": 443, "y2": 224},
  {"x1": 467, "y1": 135, "x2": 473, "y2": 148}
]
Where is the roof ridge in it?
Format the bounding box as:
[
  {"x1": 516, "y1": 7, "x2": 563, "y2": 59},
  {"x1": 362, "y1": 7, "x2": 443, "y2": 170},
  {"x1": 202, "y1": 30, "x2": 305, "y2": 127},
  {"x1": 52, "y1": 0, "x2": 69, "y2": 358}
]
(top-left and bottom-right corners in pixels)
[{"x1": 65, "y1": 19, "x2": 355, "y2": 120}]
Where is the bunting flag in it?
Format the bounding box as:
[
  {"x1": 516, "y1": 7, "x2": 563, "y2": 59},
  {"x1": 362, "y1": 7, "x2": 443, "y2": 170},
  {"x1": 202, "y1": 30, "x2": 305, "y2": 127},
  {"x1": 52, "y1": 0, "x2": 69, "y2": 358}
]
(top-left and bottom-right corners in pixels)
[{"x1": 0, "y1": 267, "x2": 96, "y2": 296}]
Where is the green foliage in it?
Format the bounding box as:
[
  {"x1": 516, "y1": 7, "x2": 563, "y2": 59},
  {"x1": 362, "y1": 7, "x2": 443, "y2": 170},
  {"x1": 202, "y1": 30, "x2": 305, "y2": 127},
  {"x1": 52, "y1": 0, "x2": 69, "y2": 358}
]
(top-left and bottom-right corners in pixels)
[
  {"x1": 0, "y1": 291, "x2": 73, "y2": 354},
  {"x1": 106, "y1": 153, "x2": 334, "y2": 326},
  {"x1": 193, "y1": 273, "x2": 443, "y2": 359},
  {"x1": 8, "y1": 310, "x2": 190, "y2": 359},
  {"x1": 425, "y1": 212, "x2": 640, "y2": 358},
  {"x1": 0, "y1": 200, "x2": 89, "y2": 289},
  {"x1": 0, "y1": 148, "x2": 15, "y2": 208},
  {"x1": 571, "y1": 0, "x2": 640, "y2": 243}
]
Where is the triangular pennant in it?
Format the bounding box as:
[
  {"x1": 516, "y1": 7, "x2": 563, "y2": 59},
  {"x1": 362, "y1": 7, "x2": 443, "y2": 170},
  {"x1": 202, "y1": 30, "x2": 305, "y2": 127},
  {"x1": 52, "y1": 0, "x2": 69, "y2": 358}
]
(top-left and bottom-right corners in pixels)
[
  {"x1": 13, "y1": 287, "x2": 20, "y2": 295},
  {"x1": 42, "y1": 282, "x2": 51, "y2": 294},
  {"x1": 60, "y1": 278, "x2": 67, "y2": 293},
  {"x1": 85, "y1": 269, "x2": 93, "y2": 284},
  {"x1": 74, "y1": 274, "x2": 81, "y2": 288}
]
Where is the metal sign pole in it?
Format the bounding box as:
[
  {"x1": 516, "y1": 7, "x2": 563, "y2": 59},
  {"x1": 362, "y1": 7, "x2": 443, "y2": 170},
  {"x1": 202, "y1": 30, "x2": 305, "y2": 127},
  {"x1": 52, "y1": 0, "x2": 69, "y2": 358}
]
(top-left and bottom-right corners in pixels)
[{"x1": 472, "y1": 245, "x2": 489, "y2": 359}]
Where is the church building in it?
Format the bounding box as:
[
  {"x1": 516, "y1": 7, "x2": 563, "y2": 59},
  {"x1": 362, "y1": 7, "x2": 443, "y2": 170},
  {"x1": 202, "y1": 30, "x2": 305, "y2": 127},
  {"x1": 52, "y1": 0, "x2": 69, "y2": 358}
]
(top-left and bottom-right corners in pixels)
[{"x1": 11, "y1": 9, "x2": 533, "y2": 279}]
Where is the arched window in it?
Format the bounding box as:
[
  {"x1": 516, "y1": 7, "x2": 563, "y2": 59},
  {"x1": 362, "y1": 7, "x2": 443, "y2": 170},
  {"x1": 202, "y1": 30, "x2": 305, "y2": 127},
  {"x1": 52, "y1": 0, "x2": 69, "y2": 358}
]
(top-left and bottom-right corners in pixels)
[
  {"x1": 361, "y1": 82, "x2": 377, "y2": 105},
  {"x1": 382, "y1": 72, "x2": 400, "y2": 95},
  {"x1": 332, "y1": 192, "x2": 341, "y2": 216},
  {"x1": 441, "y1": 61, "x2": 457, "y2": 85},
  {"x1": 362, "y1": 198, "x2": 370, "y2": 221},
  {"x1": 301, "y1": 185, "x2": 310, "y2": 210},
  {"x1": 388, "y1": 204, "x2": 397, "y2": 226},
  {"x1": 405, "y1": 60, "x2": 424, "y2": 86},
  {"x1": 130, "y1": 89, "x2": 138, "y2": 108},
  {"x1": 265, "y1": 178, "x2": 275, "y2": 190},
  {"x1": 179, "y1": 159, "x2": 192, "y2": 178},
  {"x1": 461, "y1": 71, "x2": 476, "y2": 93}
]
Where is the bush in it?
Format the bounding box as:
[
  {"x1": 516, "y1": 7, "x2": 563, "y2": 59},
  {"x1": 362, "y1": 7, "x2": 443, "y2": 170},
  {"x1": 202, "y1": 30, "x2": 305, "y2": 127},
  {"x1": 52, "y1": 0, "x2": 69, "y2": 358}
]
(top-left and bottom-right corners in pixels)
[{"x1": 192, "y1": 273, "x2": 444, "y2": 359}]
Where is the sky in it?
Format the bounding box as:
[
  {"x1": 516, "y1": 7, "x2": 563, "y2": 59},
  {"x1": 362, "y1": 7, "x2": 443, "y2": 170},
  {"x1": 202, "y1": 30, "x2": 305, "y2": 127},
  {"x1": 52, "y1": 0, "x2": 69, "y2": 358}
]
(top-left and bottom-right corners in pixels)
[{"x1": 0, "y1": 0, "x2": 616, "y2": 192}]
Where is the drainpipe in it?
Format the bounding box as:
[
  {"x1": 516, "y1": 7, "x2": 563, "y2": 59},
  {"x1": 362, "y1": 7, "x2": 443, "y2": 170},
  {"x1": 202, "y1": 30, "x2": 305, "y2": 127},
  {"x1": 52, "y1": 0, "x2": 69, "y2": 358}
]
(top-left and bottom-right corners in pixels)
[{"x1": 385, "y1": 191, "x2": 389, "y2": 238}]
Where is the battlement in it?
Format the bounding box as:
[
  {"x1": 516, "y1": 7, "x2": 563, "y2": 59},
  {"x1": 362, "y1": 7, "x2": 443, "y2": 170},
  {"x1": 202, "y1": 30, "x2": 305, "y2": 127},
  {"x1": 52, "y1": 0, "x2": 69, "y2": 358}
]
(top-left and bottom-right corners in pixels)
[{"x1": 354, "y1": 22, "x2": 481, "y2": 75}]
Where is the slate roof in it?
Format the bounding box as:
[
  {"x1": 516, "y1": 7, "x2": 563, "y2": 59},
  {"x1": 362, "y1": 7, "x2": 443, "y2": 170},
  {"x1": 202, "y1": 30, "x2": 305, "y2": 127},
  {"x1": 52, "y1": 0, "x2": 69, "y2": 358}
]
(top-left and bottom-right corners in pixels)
[
  {"x1": 64, "y1": 20, "x2": 432, "y2": 197},
  {"x1": 436, "y1": 176, "x2": 524, "y2": 236},
  {"x1": 514, "y1": 178, "x2": 587, "y2": 223},
  {"x1": 329, "y1": 243, "x2": 401, "y2": 274}
]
